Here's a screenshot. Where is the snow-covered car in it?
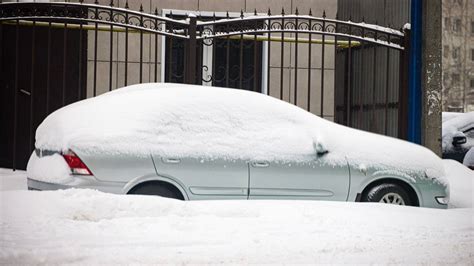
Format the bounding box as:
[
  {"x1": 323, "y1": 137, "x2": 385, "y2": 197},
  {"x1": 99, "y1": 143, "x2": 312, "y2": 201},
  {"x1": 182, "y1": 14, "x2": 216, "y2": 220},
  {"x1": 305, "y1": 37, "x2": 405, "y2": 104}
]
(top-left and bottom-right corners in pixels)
[
  {"x1": 27, "y1": 83, "x2": 449, "y2": 208},
  {"x1": 442, "y1": 112, "x2": 474, "y2": 163}
]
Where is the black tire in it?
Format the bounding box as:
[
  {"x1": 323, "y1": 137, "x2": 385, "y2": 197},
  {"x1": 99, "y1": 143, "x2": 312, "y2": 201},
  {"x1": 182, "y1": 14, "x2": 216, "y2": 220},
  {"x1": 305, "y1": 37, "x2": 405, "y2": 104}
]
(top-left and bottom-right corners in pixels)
[
  {"x1": 129, "y1": 182, "x2": 184, "y2": 200},
  {"x1": 362, "y1": 183, "x2": 412, "y2": 206}
]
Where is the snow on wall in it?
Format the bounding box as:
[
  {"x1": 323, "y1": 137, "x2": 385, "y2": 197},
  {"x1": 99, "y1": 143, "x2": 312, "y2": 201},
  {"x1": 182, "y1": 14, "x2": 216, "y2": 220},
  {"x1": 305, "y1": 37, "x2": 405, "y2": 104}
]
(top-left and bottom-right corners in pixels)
[{"x1": 35, "y1": 83, "x2": 443, "y2": 175}]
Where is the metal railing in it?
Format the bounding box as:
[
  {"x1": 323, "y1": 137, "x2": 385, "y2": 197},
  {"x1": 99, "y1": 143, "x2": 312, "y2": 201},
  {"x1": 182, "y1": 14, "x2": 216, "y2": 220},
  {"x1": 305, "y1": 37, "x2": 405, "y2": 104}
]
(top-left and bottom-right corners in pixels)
[{"x1": 0, "y1": 1, "x2": 409, "y2": 170}]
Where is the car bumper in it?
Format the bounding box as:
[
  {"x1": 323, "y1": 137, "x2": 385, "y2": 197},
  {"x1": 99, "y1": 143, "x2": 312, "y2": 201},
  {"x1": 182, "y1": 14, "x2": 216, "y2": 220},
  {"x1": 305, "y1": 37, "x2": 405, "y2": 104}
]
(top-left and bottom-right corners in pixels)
[
  {"x1": 27, "y1": 176, "x2": 126, "y2": 194},
  {"x1": 415, "y1": 182, "x2": 449, "y2": 209}
]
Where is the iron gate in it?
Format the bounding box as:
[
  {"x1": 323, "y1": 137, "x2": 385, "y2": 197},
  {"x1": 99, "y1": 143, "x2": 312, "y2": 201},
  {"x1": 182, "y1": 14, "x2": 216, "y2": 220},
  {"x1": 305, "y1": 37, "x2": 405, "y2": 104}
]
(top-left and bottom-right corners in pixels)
[{"x1": 0, "y1": 1, "x2": 409, "y2": 170}]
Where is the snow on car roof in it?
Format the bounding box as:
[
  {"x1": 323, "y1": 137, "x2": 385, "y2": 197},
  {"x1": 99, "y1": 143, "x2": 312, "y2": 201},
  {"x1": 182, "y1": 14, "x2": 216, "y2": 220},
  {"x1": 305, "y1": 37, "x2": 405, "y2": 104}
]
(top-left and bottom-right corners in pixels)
[
  {"x1": 35, "y1": 83, "x2": 443, "y2": 174},
  {"x1": 442, "y1": 112, "x2": 474, "y2": 135}
]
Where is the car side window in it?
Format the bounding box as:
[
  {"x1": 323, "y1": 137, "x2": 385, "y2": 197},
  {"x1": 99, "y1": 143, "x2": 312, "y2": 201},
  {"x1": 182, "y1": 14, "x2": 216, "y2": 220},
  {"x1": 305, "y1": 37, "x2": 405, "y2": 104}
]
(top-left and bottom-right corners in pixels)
[{"x1": 464, "y1": 127, "x2": 474, "y2": 138}]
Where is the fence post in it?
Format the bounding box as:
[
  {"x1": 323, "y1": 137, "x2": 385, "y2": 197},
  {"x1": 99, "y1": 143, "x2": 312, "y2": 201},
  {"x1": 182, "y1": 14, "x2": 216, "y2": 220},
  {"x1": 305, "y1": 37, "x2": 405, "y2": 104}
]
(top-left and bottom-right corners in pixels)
[
  {"x1": 185, "y1": 13, "x2": 197, "y2": 84},
  {"x1": 398, "y1": 28, "x2": 410, "y2": 140}
]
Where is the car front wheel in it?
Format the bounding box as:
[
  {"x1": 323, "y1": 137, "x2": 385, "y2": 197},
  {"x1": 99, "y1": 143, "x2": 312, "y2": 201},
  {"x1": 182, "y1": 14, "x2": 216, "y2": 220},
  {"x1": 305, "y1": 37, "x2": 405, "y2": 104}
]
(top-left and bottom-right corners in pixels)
[{"x1": 362, "y1": 183, "x2": 412, "y2": 206}]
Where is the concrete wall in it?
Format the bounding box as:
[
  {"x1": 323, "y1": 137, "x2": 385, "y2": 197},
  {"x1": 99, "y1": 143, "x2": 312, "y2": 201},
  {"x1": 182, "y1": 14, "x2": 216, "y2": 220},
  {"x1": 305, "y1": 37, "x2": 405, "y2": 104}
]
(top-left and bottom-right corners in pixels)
[{"x1": 82, "y1": 0, "x2": 337, "y2": 120}]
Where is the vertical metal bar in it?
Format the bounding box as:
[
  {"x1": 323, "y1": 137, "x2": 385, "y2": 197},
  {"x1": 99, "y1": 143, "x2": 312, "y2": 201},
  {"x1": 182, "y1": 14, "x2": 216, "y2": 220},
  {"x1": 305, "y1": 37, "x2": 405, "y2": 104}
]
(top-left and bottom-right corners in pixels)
[
  {"x1": 186, "y1": 14, "x2": 197, "y2": 84},
  {"x1": 239, "y1": 10, "x2": 244, "y2": 89},
  {"x1": 384, "y1": 47, "x2": 390, "y2": 135},
  {"x1": 307, "y1": 16, "x2": 312, "y2": 111},
  {"x1": 253, "y1": 19, "x2": 258, "y2": 92},
  {"x1": 225, "y1": 21, "x2": 230, "y2": 87},
  {"x1": 46, "y1": 19, "x2": 51, "y2": 113},
  {"x1": 139, "y1": 7, "x2": 144, "y2": 83},
  {"x1": 239, "y1": 27, "x2": 244, "y2": 89},
  {"x1": 78, "y1": 11, "x2": 83, "y2": 100},
  {"x1": 358, "y1": 28, "x2": 365, "y2": 129},
  {"x1": 320, "y1": 13, "x2": 326, "y2": 117},
  {"x1": 399, "y1": 29, "x2": 411, "y2": 139},
  {"x1": 346, "y1": 25, "x2": 352, "y2": 126},
  {"x1": 62, "y1": 20, "x2": 68, "y2": 105},
  {"x1": 167, "y1": 36, "x2": 173, "y2": 82},
  {"x1": 125, "y1": 9, "x2": 129, "y2": 86},
  {"x1": 279, "y1": 13, "x2": 285, "y2": 100},
  {"x1": 267, "y1": 12, "x2": 271, "y2": 95},
  {"x1": 372, "y1": 45, "x2": 377, "y2": 132},
  {"x1": 294, "y1": 13, "x2": 298, "y2": 105},
  {"x1": 109, "y1": 3, "x2": 114, "y2": 91},
  {"x1": 333, "y1": 22, "x2": 337, "y2": 119},
  {"x1": 29, "y1": 20, "x2": 36, "y2": 153},
  {"x1": 12, "y1": 18, "x2": 19, "y2": 170},
  {"x1": 408, "y1": 0, "x2": 422, "y2": 143},
  {"x1": 154, "y1": 12, "x2": 158, "y2": 82},
  {"x1": 93, "y1": 4, "x2": 98, "y2": 96}
]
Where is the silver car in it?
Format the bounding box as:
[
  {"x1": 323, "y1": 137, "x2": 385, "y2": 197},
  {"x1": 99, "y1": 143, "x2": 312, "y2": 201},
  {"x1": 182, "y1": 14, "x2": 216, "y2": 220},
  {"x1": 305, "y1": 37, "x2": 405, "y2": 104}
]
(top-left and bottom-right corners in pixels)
[{"x1": 27, "y1": 83, "x2": 449, "y2": 208}]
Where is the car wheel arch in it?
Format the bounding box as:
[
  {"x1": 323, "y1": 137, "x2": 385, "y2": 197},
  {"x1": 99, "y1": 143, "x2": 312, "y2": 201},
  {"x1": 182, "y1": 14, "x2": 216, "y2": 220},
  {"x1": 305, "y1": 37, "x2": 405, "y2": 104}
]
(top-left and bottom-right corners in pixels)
[
  {"x1": 123, "y1": 175, "x2": 189, "y2": 200},
  {"x1": 359, "y1": 177, "x2": 420, "y2": 207}
]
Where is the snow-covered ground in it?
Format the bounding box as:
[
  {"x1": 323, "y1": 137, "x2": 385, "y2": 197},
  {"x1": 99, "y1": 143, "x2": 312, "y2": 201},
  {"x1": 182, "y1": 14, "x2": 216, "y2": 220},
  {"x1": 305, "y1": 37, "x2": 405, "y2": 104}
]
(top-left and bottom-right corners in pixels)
[{"x1": 1, "y1": 161, "x2": 473, "y2": 264}]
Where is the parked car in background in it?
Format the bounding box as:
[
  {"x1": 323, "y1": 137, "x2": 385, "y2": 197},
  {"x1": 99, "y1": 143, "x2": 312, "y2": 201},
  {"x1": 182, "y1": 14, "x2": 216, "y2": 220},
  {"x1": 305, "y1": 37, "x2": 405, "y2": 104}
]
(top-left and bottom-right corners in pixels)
[
  {"x1": 442, "y1": 112, "x2": 474, "y2": 163},
  {"x1": 463, "y1": 148, "x2": 474, "y2": 170},
  {"x1": 27, "y1": 83, "x2": 448, "y2": 208}
]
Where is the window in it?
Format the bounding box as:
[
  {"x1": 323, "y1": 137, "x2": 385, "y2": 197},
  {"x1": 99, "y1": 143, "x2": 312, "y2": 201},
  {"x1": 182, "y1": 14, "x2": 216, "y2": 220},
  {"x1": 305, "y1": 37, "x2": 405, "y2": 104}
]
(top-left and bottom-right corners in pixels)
[
  {"x1": 453, "y1": 19, "x2": 462, "y2": 33},
  {"x1": 452, "y1": 73, "x2": 461, "y2": 87},
  {"x1": 444, "y1": 45, "x2": 450, "y2": 58},
  {"x1": 471, "y1": 48, "x2": 474, "y2": 61},
  {"x1": 471, "y1": 79, "x2": 474, "y2": 88},
  {"x1": 444, "y1": 18, "x2": 450, "y2": 31},
  {"x1": 452, "y1": 47, "x2": 460, "y2": 59},
  {"x1": 471, "y1": 21, "x2": 474, "y2": 35},
  {"x1": 162, "y1": 10, "x2": 266, "y2": 93},
  {"x1": 464, "y1": 128, "x2": 474, "y2": 139}
]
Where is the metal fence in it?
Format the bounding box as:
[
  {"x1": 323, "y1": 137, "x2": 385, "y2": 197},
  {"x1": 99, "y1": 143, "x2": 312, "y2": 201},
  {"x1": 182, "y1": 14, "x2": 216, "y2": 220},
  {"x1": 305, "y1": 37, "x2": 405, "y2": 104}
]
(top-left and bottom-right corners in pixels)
[{"x1": 0, "y1": 1, "x2": 409, "y2": 170}]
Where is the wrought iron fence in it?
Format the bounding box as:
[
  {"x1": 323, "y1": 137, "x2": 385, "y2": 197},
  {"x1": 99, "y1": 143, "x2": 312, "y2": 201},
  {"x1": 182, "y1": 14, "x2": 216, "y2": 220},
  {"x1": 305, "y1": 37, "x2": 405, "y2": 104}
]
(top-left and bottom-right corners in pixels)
[{"x1": 0, "y1": 1, "x2": 409, "y2": 170}]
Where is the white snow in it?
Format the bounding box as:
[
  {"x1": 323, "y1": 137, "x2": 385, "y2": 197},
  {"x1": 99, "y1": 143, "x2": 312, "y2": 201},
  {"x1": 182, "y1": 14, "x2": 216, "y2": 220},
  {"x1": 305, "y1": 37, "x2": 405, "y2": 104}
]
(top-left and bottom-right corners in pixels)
[
  {"x1": 443, "y1": 160, "x2": 474, "y2": 208},
  {"x1": 26, "y1": 152, "x2": 72, "y2": 184},
  {"x1": 1, "y1": 161, "x2": 473, "y2": 264},
  {"x1": 442, "y1": 111, "x2": 462, "y2": 123},
  {"x1": 0, "y1": 168, "x2": 27, "y2": 191},
  {"x1": 34, "y1": 83, "x2": 444, "y2": 179}
]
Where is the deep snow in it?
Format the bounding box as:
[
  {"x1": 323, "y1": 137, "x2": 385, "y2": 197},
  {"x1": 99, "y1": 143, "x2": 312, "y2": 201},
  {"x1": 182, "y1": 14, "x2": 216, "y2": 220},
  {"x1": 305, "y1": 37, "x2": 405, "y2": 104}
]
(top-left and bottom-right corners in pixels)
[
  {"x1": 0, "y1": 160, "x2": 473, "y2": 264},
  {"x1": 34, "y1": 83, "x2": 444, "y2": 179}
]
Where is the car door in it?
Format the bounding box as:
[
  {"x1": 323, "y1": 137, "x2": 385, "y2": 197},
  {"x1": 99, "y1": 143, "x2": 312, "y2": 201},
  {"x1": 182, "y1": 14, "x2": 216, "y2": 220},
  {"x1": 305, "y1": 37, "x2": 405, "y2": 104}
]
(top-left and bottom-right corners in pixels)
[
  {"x1": 152, "y1": 155, "x2": 249, "y2": 200},
  {"x1": 248, "y1": 157, "x2": 350, "y2": 201}
]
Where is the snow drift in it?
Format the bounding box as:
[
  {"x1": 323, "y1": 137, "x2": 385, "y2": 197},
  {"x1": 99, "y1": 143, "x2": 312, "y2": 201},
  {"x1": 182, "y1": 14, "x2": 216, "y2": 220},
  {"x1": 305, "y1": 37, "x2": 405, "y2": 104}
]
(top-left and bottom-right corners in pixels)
[
  {"x1": 35, "y1": 83, "x2": 443, "y2": 175},
  {"x1": 1, "y1": 189, "x2": 472, "y2": 264}
]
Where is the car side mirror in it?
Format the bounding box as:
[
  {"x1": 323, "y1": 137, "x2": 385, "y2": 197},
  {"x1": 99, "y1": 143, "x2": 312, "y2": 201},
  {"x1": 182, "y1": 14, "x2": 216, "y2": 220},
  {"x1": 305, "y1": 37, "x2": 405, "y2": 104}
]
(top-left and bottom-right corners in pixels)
[
  {"x1": 313, "y1": 139, "x2": 328, "y2": 156},
  {"x1": 452, "y1": 135, "x2": 467, "y2": 146}
]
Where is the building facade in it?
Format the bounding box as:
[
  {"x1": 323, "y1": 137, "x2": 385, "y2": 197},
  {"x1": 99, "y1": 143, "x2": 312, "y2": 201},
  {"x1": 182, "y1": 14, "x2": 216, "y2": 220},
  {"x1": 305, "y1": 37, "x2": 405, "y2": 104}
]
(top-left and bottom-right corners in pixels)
[{"x1": 442, "y1": 0, "x2": 474, "y2": 112}]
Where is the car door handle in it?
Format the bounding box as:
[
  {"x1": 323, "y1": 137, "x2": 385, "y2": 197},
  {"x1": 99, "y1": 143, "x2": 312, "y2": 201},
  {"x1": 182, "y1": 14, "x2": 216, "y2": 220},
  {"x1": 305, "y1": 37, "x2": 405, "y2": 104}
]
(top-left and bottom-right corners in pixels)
[
  {"x1": 252, "y1": 161, "x2": 269, "y2": 168},
  {"x1": 162, "y1": 158, "x2": 181, "y2": 164}
]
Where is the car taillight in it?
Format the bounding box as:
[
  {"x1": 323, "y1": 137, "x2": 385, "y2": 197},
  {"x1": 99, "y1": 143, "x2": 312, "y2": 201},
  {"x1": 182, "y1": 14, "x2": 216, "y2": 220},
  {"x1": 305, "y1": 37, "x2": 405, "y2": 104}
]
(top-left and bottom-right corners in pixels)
[{"x1": 62, "y1": 151, "x2": 93, "y2": 175}]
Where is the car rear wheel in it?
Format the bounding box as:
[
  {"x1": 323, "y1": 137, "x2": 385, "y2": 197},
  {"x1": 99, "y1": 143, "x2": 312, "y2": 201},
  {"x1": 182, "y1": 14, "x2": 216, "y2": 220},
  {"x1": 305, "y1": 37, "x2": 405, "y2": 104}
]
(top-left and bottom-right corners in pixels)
[
  {"x1": 128, "y1": 182, "x2": 184, "y2": 200},
  {"x1": 363, "y1": 183, "x2": 411, "y2": 206}
]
